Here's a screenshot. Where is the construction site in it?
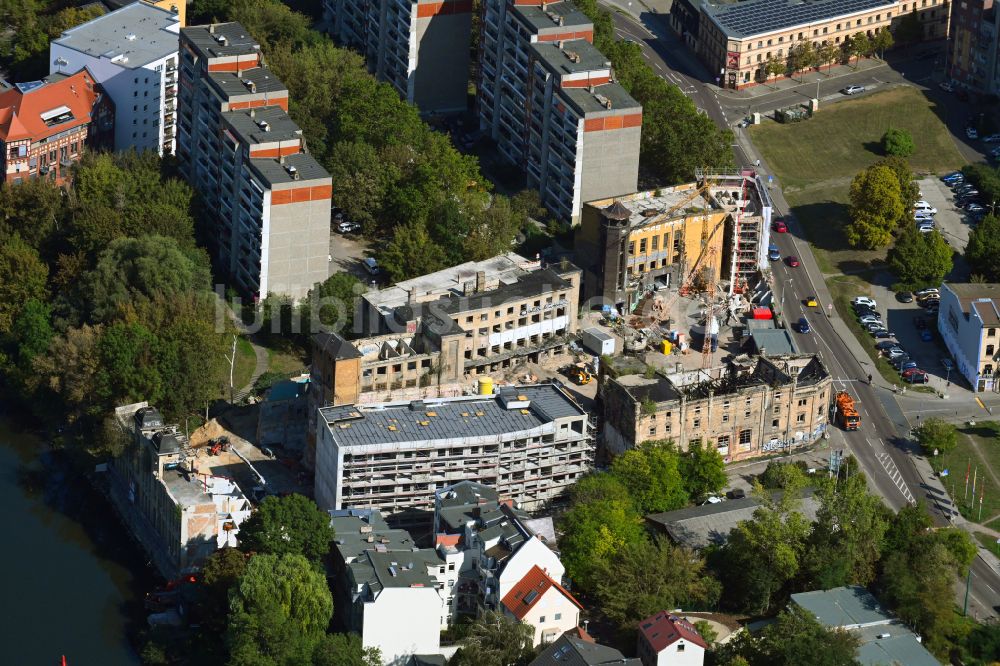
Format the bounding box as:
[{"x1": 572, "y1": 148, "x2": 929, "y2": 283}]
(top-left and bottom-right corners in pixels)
[{"x1": 575, "y1": 168, "x2": 778, "y2": 374}]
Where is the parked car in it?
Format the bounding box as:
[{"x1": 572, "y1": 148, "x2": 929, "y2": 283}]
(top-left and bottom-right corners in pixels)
[
  {"x1": 337, "y1": 220, "x2": 361, "y2": 234},
  {"x1": 940, "y1": 81, "x2": 955, "y2": 92},
  {"x1": 362, "y1": 257, "x2": 380, "y2": 276},
  {"x1": 914, "y1": 201, "x2": 937, "y2": 214},
  {"x1": 942, "y1": 172, "x2": 964, "y2": 184},
  {"x1": 896, "y1": 291, "x2": 914, "y2": 303},
  {"x1": 967, "y1": 203, "x2": 986, "y2": 213},
  {"x1": 904, "y1": 371, "x2": 929, "y2": 383},
  {"x1": 899, "y1": 361, "x2": 919, "y2": 374},
  {"x1": 890, "y1": 355, "x2": 912, "y2": 370},
  {"x1": 873, "y1": 330, "x2": 894, "y2": 339},
  {"x1": 786, "y1": 256, "x2": 800, "y2": 267},
  {"x1": 773, "y1": 220, "x2": 788, "y2": 233},
  {"x1": 984, "y1": 133, "x2": 1000, "y2": 142},
  {"x1": 876, "y1": 341, "x2": 899, "y2": 351},
  {"x1": 918, "y1": 225, "x2": 935, "y2": 234},
  {"x1": 798, "y1": 317, "x2": 811, "y2": 334},
  {"x1": 842, "y1": 85, "x2": 866, "y2": 95},
  {"x1": 852, "y1": 296, "x2": 877, "y2": 309},
  {"x1": 967, "y1": 127, "x2": 980, "y2": 139},
  {"x1": 915, "y1": 288, "x2": 939, "y2": 298},
  {"x1": 887, "y1": 347, "x2": 908, "y2": 359},
  {"x1": 859, "y1": 315, "x2": 883, "y2": 326},
  {"x1": 920, "y1": 330, "x2": 933, "y2": 342}
]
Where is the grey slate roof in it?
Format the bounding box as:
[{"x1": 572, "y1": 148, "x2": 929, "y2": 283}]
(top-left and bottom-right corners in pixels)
[
  {"x1": 54, "y1": 1, "x2": 179, "y2": 68},
  {"x1": 530, "y1": 634, "x2": 641, "y2": 666},
  {"x1": 792, "y1": 586, "x2": 942, "y2": 666},
  {"x1": 647, "y1": 489, "x2": 819, "y2": 549},
  {"x1": 329, "y1": 509, "x2": 418, "y2": 564},
  {"x1": 515, "y1": 1, "x2": 592, "y2": 34},
  {"x1": 319, "y1": 384, "x2": 584, "y2": 449},
  {"x1": 313, "y1": 331, "x2": 363, "y2": 360}
]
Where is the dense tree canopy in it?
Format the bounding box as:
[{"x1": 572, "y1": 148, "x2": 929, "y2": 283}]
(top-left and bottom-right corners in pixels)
[
  {"x1": 716, "y1": 605, "x2": 861, "y2": 666},
  {"x1": 846, "y1": 164, "x2": 905, "y2": 248},
  {"x1": 227, "y1": 553, "x2": 334, "y2": 666},
  {"x1": 913, "y1": 417, "x2": 959, "y2": 456},
  {"x1": 593, "y1": 538, "x2": 720, "y2": 631},
  {"x1": 238, "y1": 494, "x2": 336, "y2": 564},
  {"x1": 966, "y1": 215, "x2": 1000, "y2": 281},
  {"x1": 887, "y1": 228, "x2": 952, "y2": 290},
  {"x1": 450, "y1": 610, "x2": 534, "y2": 666}
]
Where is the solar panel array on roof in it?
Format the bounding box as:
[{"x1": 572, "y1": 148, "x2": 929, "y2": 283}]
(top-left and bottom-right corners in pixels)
[{"x1": 708, "y1": 0, "x2": 895, "y2": 38}]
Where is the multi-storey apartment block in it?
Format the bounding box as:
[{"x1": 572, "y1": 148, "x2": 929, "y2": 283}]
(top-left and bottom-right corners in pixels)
[
  {"x1": 314, "y1": 384, "x2": 594, "y2": 520},
  {"x1": 322, "y1": 0, "x2": 472, "y2": 113},
  {"x1": 951, "y1": 0, "x2": 1000, "y2": 92},
  {"x1": 601, "y1": 354, "x2": 832, "y2": 461},
  {"x1": 50, "y1": 1, "x2": 180, "y2": 155},
  {"x1": 0, "y1": 70, "x2": 114, "y2": 185},
  {"x1": 671, "y1": 0, "x2": 947, "y2": 89},
  {"x1": 178, "y1": 22, "x2": 331, "y2": 300},
  {"x1": 478, "y1": 0, "x2": 641, "y2": 224},
  {"x1": 939, "y1": 283, "x2": 1000, "y2": 392}
]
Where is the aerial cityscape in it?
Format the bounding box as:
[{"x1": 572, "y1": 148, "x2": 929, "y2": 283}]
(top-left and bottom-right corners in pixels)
[{"x1": 3, "y1": 0, "x2": 1000, "y2": 664}]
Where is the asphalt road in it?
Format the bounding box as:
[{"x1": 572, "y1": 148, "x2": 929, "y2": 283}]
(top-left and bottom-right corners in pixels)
[{"x1": 770, "y1": 208, "x2": 1000, "y2": 619}]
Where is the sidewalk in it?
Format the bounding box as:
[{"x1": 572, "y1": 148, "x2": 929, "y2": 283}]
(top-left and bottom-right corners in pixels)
[{"x1": 715, "y1": 58, "x2": 890, "y2": 101}]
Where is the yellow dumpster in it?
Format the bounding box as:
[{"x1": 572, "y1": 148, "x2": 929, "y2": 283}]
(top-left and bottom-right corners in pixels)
[{"x1": 478, "y1": 377, "x2": 494, "y2": 395}]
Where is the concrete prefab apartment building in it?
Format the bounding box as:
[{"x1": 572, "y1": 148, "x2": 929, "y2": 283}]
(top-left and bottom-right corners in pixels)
[
  {"x1": 601, "y1": 354, "x2": 831, "y2": 461},
  {"x1": 322, "y1": 0, "x2": 472, "y2": 113},
  {"x1": 314, "y1": 384, "x2": 594, "y2": 518},
  {"x1": 478, "y1": 0, "x2": 640, "y2": 224},
  {"x1": 49, "y1": 1, "x2": 181, "y2": 155},
  {"x1": 673, "y1": 0, "x2": 915, "y2": 89},
  {"x1": 178, "y1": 22, "x2": 331, "y2": 300}
]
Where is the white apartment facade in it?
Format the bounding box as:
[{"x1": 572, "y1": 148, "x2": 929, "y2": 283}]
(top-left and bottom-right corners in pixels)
[
  {"x1": 50, "y1": 1, "x2": 181, "y2": 155},
  {"x1": 323, "y1": 0, "x2": 472, "y2": 113},
  {"x1": 939, "y1": 282, "x2": 1000, "y2": 392},
  {"x1": 314, "y1": 384, "x2": 594, "y2": 520},
  {"x1": 501, "y1": 564, "x2": 582, "y2": 646}
]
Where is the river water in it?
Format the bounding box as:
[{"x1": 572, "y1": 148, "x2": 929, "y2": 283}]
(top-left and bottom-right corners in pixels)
[{"x1": 0, "y1": 418, "x2": 144, "y2": 665}]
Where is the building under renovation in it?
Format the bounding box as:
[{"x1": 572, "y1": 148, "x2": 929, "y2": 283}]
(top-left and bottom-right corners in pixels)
[
  {"x1": 105, "y1": 403, "x2": 252, "y2": 578},
  {"x1": 600, "y1": 354, "x2": 831, "y2": 462},
  {"x1": 576, "y1": 169, "x2": 774, "y2": 312},
  {"x1": 314, "y1": 384, "x2": 594, "y2": 522}
]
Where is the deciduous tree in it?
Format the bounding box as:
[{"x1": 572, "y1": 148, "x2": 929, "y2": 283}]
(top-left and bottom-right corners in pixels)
[
  {"x1": 558, "y1": 473, "x2": 645, "y2": 591},
  {"x1": 887, "y1": 228, "x2": 952, "y2": 290},
  {"x1": 966, "y1": 215, "x2": 1000, "y2": 281},
  {"x1": 227, "y1": 553, "x2": 334, "y2": 666},
  {"x1": 311, "y1": 633, "x2": 381, "y2": 666},
  {"x1": 846, "y1": 164, "x2": 904, "y2": 248},
  {"x1": 715, "y1": 605, "x2": 861, "y2": 666},
  {"x1": 379, "y1": 221, "x2": 449, "y2": 281},
  {"x1": 610, "y1": 440, "x2": 689, "y2": 513},
  {"x1": 593, "y1": 538, "x2": 721, "y2": 630},
  {"x1": 873, "y1": 28, "x2": 894, "y2": 58},
  {"x1": 717, "y1": 484, "x2": 811, "y2": 613},
  {"x1": 450, "y1": 610, "x2": 534, "y2": 666},
  {"x1": 882, "y1": 128, "x2": 914, "y2": 157},
  {"x1": 237, "y1": 494, "x2": 335, "y2": 564},
  {"x1": 913, "y1": 417, "x2": 958, "y2": 456},
  {"x1": 680, "y1": 440, "x2": 727, "y2": 500},
  {"x1": 0, "y1": 233, "x2": 48, "y2": 334}
]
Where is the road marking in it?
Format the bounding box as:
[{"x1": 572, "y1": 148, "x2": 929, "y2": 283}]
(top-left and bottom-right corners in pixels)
[{"x1": 876, "y1": 451, "x2": 916, "y2": 504}]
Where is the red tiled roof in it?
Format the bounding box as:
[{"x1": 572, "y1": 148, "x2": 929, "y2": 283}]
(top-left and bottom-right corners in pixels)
[
  {"x1": 0, "y1": 70, "x2": 101, "y2": 142},
  {"x1": 638, "y1": 611, "x2": 708, "y2": 652},
  {"x1": 501, "y1": 565, "x2": 583, "y2": 621},
  {"x1": 435, "y1": 533, "x2": 461, "y2": 548},
  {"x1": 567, "y1": 626, "x2": 595, "y2": 642}
]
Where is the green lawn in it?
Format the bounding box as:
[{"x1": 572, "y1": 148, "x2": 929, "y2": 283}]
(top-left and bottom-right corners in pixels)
[
  {"x1": 232, "y1": 337, "x2": 258, "y2": 392},
  {"x1": 929, "y1": 422, "x2": 1000, "y2": 524},
  {"x1": 268, "y1": 347, "x2": 307, "y2": 377},
  {"x1": 751, "y1": 86, "x2": 965, "y2": 274}
]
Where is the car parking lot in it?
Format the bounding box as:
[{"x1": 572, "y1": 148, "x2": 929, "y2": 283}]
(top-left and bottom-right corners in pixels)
[{"x1": 916, "y1": 176, "x2": 971, "y2": 250}]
